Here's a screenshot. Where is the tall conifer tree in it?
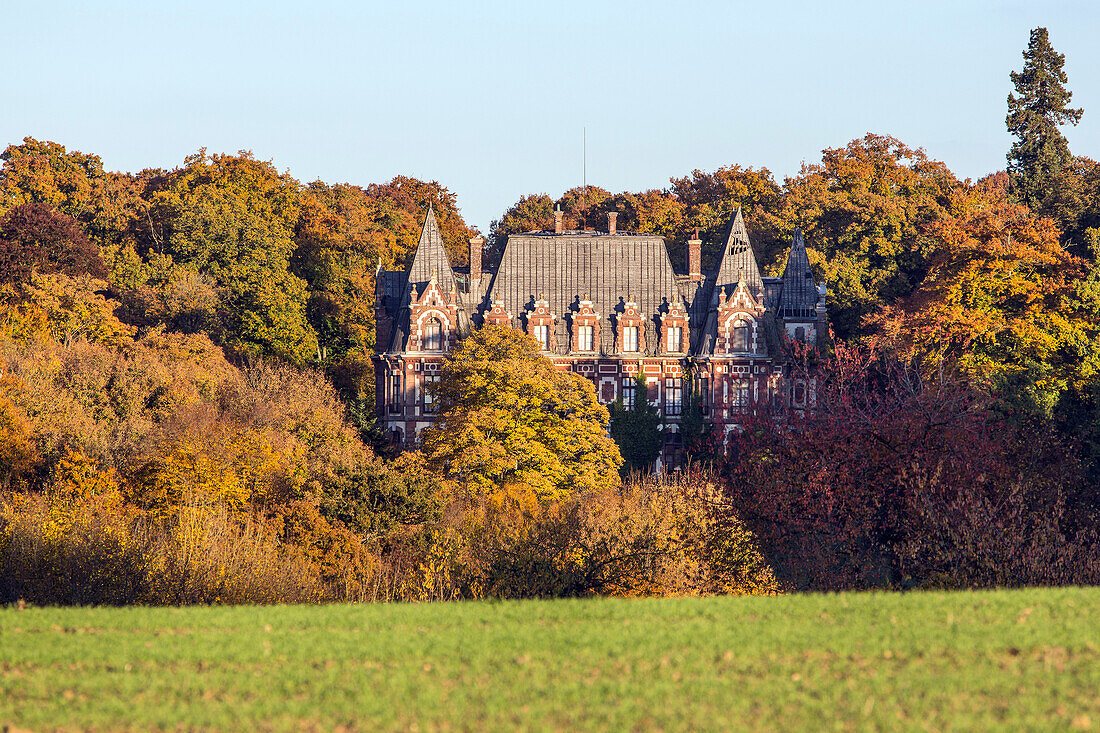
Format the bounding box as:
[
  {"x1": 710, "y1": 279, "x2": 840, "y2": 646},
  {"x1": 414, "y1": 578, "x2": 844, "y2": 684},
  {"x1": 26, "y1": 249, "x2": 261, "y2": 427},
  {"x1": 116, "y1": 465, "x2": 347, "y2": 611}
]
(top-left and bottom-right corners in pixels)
[{"x1": 1006, "y1": 27, "x2": 1083, "y2": 223}]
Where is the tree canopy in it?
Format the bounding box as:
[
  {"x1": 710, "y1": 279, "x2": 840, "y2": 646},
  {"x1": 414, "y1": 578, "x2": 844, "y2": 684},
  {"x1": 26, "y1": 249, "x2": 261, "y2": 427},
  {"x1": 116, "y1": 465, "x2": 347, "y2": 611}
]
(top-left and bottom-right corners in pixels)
[{"x1": 420, "y1": 325, "x2": 622, "y2": 504}]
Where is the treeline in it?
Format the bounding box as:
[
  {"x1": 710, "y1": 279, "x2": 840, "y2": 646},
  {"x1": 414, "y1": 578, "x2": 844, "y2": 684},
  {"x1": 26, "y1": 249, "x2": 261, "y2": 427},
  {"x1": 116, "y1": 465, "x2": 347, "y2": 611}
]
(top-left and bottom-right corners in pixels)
[{"x1": 2, "y1": 27, "x2": 1099, "y2": 602}]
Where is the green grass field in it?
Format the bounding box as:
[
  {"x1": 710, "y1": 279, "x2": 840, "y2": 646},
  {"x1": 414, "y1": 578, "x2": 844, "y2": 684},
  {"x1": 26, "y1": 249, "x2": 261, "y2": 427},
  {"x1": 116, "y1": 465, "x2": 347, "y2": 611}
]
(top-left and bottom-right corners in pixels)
[{"x1": 2, "y1": 588, "x2": 1098, "y2": 731}]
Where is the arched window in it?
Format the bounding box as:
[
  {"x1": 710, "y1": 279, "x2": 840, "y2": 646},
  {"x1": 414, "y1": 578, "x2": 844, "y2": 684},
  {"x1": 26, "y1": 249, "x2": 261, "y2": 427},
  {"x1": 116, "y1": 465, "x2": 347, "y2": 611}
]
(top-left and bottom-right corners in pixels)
[
  {"x1": 731, "y1": 319, "x2": 751, "y2": 353},
  {"x1": 423, "y1": 318, "x2": 443, "y2": 351}
]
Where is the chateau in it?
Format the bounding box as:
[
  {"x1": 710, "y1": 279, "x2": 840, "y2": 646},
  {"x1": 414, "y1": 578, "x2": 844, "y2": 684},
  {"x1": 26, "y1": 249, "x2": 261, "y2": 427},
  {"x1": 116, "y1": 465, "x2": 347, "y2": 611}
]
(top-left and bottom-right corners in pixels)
[{"x1": 374, "y1": 206, "x2": 827, "y2": 468}]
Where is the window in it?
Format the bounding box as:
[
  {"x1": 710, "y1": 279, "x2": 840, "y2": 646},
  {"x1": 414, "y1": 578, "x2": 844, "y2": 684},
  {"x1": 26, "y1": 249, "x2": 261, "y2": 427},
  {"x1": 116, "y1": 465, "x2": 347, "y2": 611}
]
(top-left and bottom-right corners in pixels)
[
  {"x1": 793, "y1": 382, "x2": 806, "y2": 407},
  {"x1": 534, "y1": 324, "x2": 550, "y2": 350},
  {"x1": 388, "y1": 372, "x2": 403, "y2": 413},
  {"x1": 622, "y1": 325, "x2": 638, "y2": 352},
  {"x1": 731, "y1": 319, "x2": 750, "y2": 353},
  {"x1": 622, "y1": 378, "x2": 636, "y2": 409},
  {"x1": 423, "y1": 374, "x2": 440, "y2": 413},
  {"x1": 666, "y1": 326, "x2": 682, "y2": 353},
  {"x1": 694, "y1": 376, "x2": 710, "y2": 416},
  {"x1": 578, "y1": 324, "x2": 594, "y2": 351},
  {"x1": 665, "y1": 378, "x2": 683, "y2": 416},
  {"x1": 794, "y1": 326, "x2": 806, "y2": 342},
  {"x1": 423, "y1": 318, "x2": 443, "y2": 351},
  {"x1": 732, "y1": 380, "x2": 750, "y2": 411},
  {"x1": 666, "y1": 430, "x2": 683, "y2": 470}
]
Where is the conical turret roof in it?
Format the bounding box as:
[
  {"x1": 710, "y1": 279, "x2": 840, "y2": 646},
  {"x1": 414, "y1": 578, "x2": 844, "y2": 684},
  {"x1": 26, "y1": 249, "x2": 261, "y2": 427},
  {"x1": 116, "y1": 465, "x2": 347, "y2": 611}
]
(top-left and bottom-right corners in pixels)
[{"x1": 779, "y1": 228, "x2": 818, "y2": 319}]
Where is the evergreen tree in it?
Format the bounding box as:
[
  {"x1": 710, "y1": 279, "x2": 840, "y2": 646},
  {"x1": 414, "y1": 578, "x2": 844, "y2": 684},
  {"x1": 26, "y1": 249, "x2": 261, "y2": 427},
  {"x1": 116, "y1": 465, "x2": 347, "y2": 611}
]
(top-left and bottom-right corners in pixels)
[
  {"x1": 678, "y1": 377, "x2": 719, "y2": 464},
  {"x1": 1006, "y1": 27, "x2": 1083, "y2": 225},
  {"x1": 608, "y1": 374, "x2": 663, "y2": 474}
]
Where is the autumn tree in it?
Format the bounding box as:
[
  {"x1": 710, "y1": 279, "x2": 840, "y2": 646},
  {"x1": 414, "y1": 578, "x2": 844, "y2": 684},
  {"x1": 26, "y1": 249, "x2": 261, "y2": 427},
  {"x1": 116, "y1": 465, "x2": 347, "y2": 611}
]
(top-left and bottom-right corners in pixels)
[
  {"x1": 724, "y1": 344, "x2": 1099, "y2": 591},
  {"x1": 1006, "y1": 27, "x2": 1084, "y2": 229},
  {"x1": 146, "y1": 150, "x2": 317, "y2": 362},
  {"x1": 868, "y1": 179, "x2": 1099, "y2": 417},
  {"x1": 420, "y1": 325, "x2": 622, "y2": 504},
  {"x1": 670, "y1": 165, "x2": 786, "y2": 271},
  {"x1": 363, "y1": 176, "x2": 477, "y2": 267},
  {"x1": 0, "y1": 137, "x2": 148, "y2": 252},
  {"x1": 0, "y1": 203, "x2": 106, "y2": 286},
  {"x1": 488, "y1": 193, "x2": 555, "y2": 257},
  {"x1": 785, "y1": 134, "x2": 964, "y2": 340}
]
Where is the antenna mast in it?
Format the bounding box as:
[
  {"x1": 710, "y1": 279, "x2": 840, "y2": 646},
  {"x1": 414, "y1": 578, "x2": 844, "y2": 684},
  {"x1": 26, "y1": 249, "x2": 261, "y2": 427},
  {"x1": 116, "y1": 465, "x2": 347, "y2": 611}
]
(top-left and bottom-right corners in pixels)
[{"x1": 583, "y1": 126, "x2": 586, "y2": 192}]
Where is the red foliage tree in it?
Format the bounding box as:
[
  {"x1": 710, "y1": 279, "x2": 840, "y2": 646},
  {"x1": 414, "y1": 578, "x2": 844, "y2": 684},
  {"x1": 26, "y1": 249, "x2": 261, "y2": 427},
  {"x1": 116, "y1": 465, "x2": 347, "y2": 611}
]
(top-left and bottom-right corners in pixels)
[
  {"x1": 0, "y1": 203, "x2": 106, "y2": 285},
  {"x1": 722, "y1": 341, "x2": 1099, "y2": 590}
]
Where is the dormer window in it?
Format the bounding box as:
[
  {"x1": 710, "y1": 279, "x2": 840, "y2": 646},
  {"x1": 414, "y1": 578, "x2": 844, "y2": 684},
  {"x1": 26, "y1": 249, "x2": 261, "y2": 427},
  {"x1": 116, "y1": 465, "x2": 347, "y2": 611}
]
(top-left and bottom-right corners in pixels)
[
  {"x1": 578, "y1": 324, "x2": 594, "y2": 351},
  {"x1": 424, "y1": 318, "x2": 443, "y2": 351},
  {"x1": 622, "y1": 326, "x2": 639, "y2": 353}
]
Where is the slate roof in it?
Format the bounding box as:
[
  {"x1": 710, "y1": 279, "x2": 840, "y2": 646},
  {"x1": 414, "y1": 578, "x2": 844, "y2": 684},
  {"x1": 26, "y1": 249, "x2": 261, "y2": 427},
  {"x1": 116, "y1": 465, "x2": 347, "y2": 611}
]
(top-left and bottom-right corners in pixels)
[
  {"x1": 483, "y1": 231, "x2": 683, "y2": 356},
  {"x1": 406, "y1": 206, "x2": 454, "y2": 292},
  {"x1": 779, "y1": 228, "x2": 818, "y2": 320},
  {"x1": 378, "y1": 209, "x2": 816, "y2": 358}
]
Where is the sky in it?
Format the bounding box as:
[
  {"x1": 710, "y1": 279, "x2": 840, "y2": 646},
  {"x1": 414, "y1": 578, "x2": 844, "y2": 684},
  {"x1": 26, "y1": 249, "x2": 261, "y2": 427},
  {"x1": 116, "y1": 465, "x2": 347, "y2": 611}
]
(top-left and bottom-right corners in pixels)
[{"x1": 5, "y1": 0, "x2": 1100, "y2": 233}]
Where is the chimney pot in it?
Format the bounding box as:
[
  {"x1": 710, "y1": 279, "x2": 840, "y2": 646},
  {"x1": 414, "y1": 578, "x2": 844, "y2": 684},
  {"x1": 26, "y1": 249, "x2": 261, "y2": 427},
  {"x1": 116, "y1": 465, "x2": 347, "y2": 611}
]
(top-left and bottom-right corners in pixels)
[
  {"x1": 554, "y1": 204, "x2": 564, "y2": 234},
  {"x1": 607, "y1": 211, "x2": 618, "y2": 236}
]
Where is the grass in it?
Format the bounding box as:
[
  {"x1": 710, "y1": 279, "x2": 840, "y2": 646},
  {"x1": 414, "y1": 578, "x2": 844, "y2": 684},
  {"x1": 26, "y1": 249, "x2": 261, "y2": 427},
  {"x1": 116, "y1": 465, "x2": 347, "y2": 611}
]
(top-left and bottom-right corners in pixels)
[{"x1": 1, "y1": 588, "x2": 1099, "y2": 731}]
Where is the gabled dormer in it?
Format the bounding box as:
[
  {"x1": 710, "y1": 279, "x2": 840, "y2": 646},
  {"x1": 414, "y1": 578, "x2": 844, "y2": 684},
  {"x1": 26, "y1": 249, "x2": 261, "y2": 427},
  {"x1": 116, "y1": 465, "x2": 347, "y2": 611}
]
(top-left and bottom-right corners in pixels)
[
  {"x1": 570, "y1": 296, "x2": 601, "y2": 354},
  {"x1": 484, "y1": 297, "x2": 513, "y2": 328},
  {"x1": 406, "y1": 270, "x2": 459, "y2": 353},
  {"x1": 525, "y1": 294, "x2": 557, "y2": 352},
  {"x1": 660, "y1": 297, "x2": 690, "y2": 354},
  {"x1": 716, "y1": 279, "x2": 766, "y2": 356},
  {"x1": 615, "y1": 297, "x2": 647, "y2": 355}
]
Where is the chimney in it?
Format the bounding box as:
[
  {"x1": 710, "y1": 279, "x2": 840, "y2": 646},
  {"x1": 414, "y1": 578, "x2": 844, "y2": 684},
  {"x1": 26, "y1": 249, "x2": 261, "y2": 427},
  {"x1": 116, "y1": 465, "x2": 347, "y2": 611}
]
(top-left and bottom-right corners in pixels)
[
  {"x1": 554, "y1": 204, "x2": 564, "y2": 234},
  {"x1": 469, "y1": 234, "x2": 484, "y2": 282},
  {"x1": 688, "y1": 227, "x2": 702, "y2": 282},
  {"x1": 607, "y1": 211, "x2": 618, "y2": 236}
]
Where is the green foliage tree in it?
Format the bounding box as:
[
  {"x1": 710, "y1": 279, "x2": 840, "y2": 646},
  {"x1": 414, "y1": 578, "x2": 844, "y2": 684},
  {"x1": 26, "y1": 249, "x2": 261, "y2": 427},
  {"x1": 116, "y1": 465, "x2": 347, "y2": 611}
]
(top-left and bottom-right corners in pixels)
[
  {"x1": 488, "y1": 193, "x2": 555, "y2": 257},
  {"x1": 677, "y1": 378, "x2": 716, "y2": 462},
  {"x1": 420, "y1": 325, "x2": 622, "y2": 503},
  {"x1": 149, "y1": 150, "x2": 318, "y2": 362},
  {"x1": 1006, "y1": 27, "x2": 1084, "y2": 229},
  {"x1": 608, "y1": 374, "x2": 663, "y2": 474}
]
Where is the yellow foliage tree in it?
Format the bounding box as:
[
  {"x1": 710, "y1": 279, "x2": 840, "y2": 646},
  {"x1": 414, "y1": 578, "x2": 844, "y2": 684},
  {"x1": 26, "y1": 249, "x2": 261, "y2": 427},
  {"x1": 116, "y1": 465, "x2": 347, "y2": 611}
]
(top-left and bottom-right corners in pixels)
[{"x1": 421, "y1": 325, "x2": 622, "y2": 505}]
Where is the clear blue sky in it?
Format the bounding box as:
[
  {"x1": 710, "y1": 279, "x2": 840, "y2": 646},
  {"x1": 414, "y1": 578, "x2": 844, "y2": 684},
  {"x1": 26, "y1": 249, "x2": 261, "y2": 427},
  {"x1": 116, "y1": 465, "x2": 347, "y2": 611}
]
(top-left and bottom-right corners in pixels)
[{"x1": 5, "y1": 0, "x2": 1099, "y2": 233}]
